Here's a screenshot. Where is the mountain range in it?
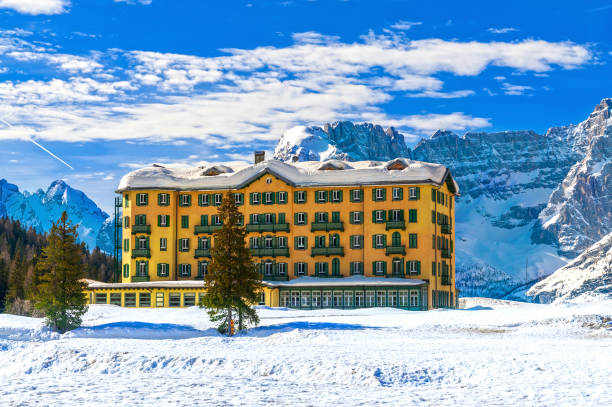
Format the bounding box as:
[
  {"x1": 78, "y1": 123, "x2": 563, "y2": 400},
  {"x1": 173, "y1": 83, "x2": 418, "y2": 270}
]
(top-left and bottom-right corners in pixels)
[
  {"x1": 0, "y1": 179, "x2": 115, "y2": 253},
  {"x1": 274, "y1": 98, "x2": 612, "y2": 301}
]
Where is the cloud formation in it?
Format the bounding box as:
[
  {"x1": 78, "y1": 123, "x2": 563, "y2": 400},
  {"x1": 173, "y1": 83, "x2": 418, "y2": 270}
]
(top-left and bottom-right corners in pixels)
[
  {"x1": 0, "y1": 29, "x2": 593, "y2": 145},
  {"x1": 488, "y1": 27, "x2": 519, "y2": 34},
  {"x1": 0, "y1": 0, "x2": 69, "y2": 15}
]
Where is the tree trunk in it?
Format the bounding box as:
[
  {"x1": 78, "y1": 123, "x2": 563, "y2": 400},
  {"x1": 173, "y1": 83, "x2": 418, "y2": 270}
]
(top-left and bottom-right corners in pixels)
[{"x1": 227, "y1": 307, "x2": 233, "y2": 337}]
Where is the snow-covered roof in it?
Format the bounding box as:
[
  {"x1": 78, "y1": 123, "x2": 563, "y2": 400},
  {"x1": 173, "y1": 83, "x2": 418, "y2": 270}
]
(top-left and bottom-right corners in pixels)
[
  {"x1": 117, "y1": 159, "x2": 459, "y2": 193},
  {"x1": 86, "y1": 280, "x2": 206, "y2": 289},
  {"x1": 263, "y1": 276, "x2": 427, "y2": 288}
]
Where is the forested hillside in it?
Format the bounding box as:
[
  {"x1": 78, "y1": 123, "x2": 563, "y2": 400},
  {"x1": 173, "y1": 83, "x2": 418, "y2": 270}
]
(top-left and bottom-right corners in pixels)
[{"x1": 0, "y1": 217, "x2": 114, "y2": 313}]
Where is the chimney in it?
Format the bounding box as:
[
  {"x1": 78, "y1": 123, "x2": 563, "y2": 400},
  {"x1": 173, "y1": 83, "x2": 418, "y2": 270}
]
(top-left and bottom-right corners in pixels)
[{"x1": 254, "y1": 151, "x2": 265, "y2": 164}]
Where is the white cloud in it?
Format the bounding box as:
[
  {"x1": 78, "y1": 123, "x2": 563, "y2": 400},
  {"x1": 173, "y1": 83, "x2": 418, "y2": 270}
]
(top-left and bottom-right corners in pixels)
[
  {"x1": 0, "y1": 29, "x2": 593, "y2": 145},
  {"x1": 390, "y1": 21, "x2": 422, "y2": 31},
  {"x1": 488, "y1": 27, "x2": 519, "y2": 34},
  {"x1": 501, "y1": 83, "x2": 533, "y2": 95},
  {"x1": 114, "y1": 0, "x2": 152, "y2": 5},
  {"x1": 0, "y1": 0, "x2": 69, "y2": 15},
  {"x1": 493, "y1": 76, "x2": 506, "y2": 81}
]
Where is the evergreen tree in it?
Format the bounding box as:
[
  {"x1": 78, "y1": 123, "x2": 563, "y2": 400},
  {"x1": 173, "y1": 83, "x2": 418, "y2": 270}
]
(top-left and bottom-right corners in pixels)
[
  {"x1": 33, "y1": 212, "x2": 88, "y2": 333},
  {"x1": 0, "y1": 260, "x2": 8, "y2": 312},
  {"x1": 201, "y1": 192, "x2": 262, "y2": 335}
]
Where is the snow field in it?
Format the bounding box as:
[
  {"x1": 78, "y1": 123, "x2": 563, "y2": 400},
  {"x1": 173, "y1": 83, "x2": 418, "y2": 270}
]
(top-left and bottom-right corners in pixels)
[{"x1": 1, "y1": 300, "x2": 611, "y2": 406}]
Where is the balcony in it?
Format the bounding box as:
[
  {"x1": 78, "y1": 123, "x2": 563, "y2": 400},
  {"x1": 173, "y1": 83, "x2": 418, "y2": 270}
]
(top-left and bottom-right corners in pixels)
[
  {"x1": 131, "y1": 224, "x2": 151, "y2": 234},
  {"x1": 246, "y1": 223, "x2": 290, "y2": 233},
  {"x1": 131, "y1": 275, "x2": 150, "y2": 282},
  {"x1": 194, "y1": 224, "x2": 223, "y2": 234},
  {"x1": 195, "y1": 248, "x2": 211, "y2": 258},
  {"x1": 311, "y1": 246, "x2": 344, "y2": 257},
  {"x1": 251, "y1": 248, "x2": 290, "y2": 257},
  {"x1": 115, "y1": 197, "x2": 122, "y2": 207},
  {"x1": 385, "y1": 220, "x2": 406, "y2": 230},
  {"x1": 385, "y1": 245, "x2": 406, "y2": 255},
  {"x1": 311, "y1": 222, "x2": 344, "y2": 232},
  {"x1": 441, "y1": 224, "x2": 452, "y2": 234},
  {"x1": 385, "y1": 273, "x2": 405, "y2": 278},
  {"x1": 441, "y1": 248, "x2": 452, "y2": 259},
  {"x1": 131, "y1": 248, "x2": 150, "y2": 258}
]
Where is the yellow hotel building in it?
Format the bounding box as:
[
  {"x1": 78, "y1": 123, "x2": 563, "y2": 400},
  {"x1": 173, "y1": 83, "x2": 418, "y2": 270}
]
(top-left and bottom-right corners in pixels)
[{"x1": 86, "y1": 154, "x2": 458, "y2": 310}]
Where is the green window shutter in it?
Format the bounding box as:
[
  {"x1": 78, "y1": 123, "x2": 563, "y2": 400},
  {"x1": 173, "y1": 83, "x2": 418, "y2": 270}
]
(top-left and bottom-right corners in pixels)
[
  {"x1": 372, "y1": 235, "x2": 376, "y2": 248},
  {"x1": 294, "y1": 213, "x2": 298, "y2": 225},
  {"x1": 187, "y1": 195, "x2": 192, "y2": 206},
  {"x1": 399, "y1": 188, "x2": 403, "y2": 200},
  {"x1": 270, "y1": 192, "x2": 276, "y2": 205},
  {"x1": 382, "y1": 235, "x2": 387, "y2": 247},
  {"x1": 372, "y1": 189, "x2": 376, "y2": 201},
  {"x1": 338, "y1": 190, "x2": 343, "y2": 202},
  {"x1": 279, "y1": 213, "x2": 285, "y2": 224},
  {"x1": 157, "y1": 194, "x2": 162, "y2": 205},
  {"x1": 157, "y1": 263, "x2": 161, "y2": 276},
  {"x1": 359, "y1": 235, "x2": 363, "y2": 248},
  {"x1": 332, "y1": 211, "x2": 339, "y2": 223},
  {"x1": 387, "y1": 210, "x2": 392, "y2": 221},
  {"x1": 323, "y1": 190, "x2": 329, "y2": 202},
  {"x1": 416, "y1": 187, "x2": 420, "y2": 200},
  {"x1": 432, "y1": 189, "x2": 436, "y2": 202},
  {"x1": 400, "y1": 209, "x2": 405, "y2": 221},
  {"x1": 349, "y1": 212, "x2": 354, "y2": 224},
  {"x1": 258, "y1": 214, "x2": 265, "y2": 224},
  {"x1": 382, "y1": 211, "x2": 386, "y2": 222},
  {"x1": 350, "y1": 190, "x2": 355, "y2": 203},
  {"x1": 372, "y1": 211, "x2": 376, "y2": 223},
  {"x1": 372, "y1": 262, "x2": 376, "y2": 274},
  {"x1": 324, "y1": 212, "x2": 329, "y2": 222},
  {"x1": 417, "y1": 261, "x2": 421, "y2": 273},
  {"x1": 431, "y1": 210, "x2": 436, "y2": 224},
  {"x1": 271, "y1": 213, "x2": 276, "y2": 224},
  {"x1": 201, "y1": 215, "x2": 208, "y2": 226},
  {"x1": 157, "y1": 215, "x2": 161, "y2": 227},
  {"x1": 294, "y1": 236, "x2": 299, "y2": 248},
  {"x1": 294, "y1": 263, "x2": 298, "y2": 276},
  {"x1": 294, "y1": 191, "x2": 299, "y2": 204},
  {"x1": 249, "y1": 193, "x2": 253, "y2": 205},
  {"x1": 383, "y1": 261, "x2": 387, "y2": 274},
  {"x1": 144, "y1": 194, "x2": 148, "y2": 206},
  {"x1": 382, "y1": 189, "x2": 386, "y2": 201}
]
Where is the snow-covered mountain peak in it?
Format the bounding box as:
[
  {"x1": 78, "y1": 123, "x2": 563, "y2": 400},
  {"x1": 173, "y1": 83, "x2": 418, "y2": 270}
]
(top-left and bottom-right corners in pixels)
[{"x1": 430, "y1": 129, "x2": 458, "y2": 139}]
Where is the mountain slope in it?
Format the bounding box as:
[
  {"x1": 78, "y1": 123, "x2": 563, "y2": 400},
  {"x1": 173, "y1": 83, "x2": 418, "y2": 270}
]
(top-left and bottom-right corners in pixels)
[
  {"x1": 272, "y1": 99, "x2": 612, "y2": 298},
  {"x1": 526, "y1": 231, "x2": 612, "y2": 303},
  {"x1": 0, "y1": 179, "x2": 115, "y2": 253}
]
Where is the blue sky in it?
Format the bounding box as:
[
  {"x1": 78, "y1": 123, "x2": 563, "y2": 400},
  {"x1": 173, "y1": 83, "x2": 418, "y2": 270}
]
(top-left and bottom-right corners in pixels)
[{"x1": 0, "y1": 0, "x2": 610, "y2": 213}]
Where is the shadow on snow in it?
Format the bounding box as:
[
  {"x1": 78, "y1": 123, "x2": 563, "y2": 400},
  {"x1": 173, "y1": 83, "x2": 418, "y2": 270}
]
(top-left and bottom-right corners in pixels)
[
  {"x1": 245, "y1": 321, "x2": 382, "y2": 337},
  {"x1": 69, "y1": 321, "x2": 219, "y2": 340}
]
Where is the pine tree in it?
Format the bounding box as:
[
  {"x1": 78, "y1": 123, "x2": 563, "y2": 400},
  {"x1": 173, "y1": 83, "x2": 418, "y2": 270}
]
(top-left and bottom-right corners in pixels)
[
  {"x1": 201, "y1": 192, "x2": 262, "y2": 335},
  {"x1": 34, "y1": 212, "x2": 88, "y2": 333}
]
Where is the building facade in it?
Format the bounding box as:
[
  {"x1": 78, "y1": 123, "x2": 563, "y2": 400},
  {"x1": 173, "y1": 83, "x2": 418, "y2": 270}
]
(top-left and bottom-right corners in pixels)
[{"x1": 86, "y1": 157, "x2": 458, "y2": 310}]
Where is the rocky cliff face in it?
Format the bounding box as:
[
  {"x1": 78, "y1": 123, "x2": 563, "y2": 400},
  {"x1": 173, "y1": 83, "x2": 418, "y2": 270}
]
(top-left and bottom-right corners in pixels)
[
  {"x1": 527, "y1": 231, "x2": 612, "y2": 303},
  {"x1": 0, "y1": 179, "x2": 115, "y2": 253},
  {"x1": 272, "y1": 99, "x2": 612, "y2": 299}
]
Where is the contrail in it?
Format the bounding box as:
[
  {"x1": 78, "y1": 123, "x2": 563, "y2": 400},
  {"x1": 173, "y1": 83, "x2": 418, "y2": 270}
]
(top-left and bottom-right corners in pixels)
[{"x1": 0, "y1": 118, "x2": 74, "y2": 170}]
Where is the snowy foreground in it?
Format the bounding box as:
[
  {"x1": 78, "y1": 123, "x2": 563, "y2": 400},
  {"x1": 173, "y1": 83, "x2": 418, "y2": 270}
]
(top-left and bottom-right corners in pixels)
[{"x1": 1, "y1": 300, "x2": 611, "y2": 407}]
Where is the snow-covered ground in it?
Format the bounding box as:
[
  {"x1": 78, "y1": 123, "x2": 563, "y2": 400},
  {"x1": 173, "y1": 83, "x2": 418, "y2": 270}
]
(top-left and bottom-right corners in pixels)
[{"x1": 1, "y1": 300, "x2": 611, "y2": 406}]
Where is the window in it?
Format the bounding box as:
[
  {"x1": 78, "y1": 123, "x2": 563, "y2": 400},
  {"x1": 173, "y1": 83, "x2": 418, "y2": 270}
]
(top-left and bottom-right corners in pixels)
[
  {"x1": 296, "y1": 212, "x2": 306, "y2": 225},
  {"x1": 157, "y1": 263, "x2": 169, "y2": 277},
  {"x1": 179, "y1": 264, "x2": 191, "y2": 277},
  {"x1": 199, "y1": 194, "x2": 210, "y2": 206},
  {"x1": 392, "y1": 258, "x2": 403, "y2": 275},
  {"x1": 350, "y1": 235, "x2": 363, "y2": 249},
  {"x1": 198, "y1": 261, "x2": 208, "y2": 277},
  {"x1": 376, "y1": 291, "x2": 386, "y2": 307},
  {"x1": 291, "y1": 291, "x2": 300, "y2": 307},
  {"x1": 123, "y1": 216, "x2": 130, "y2": 228},
  {"x1": 351, "y1": 211, "x2": 362, "y2": 224},
  {"x1": 374, "y1": 210, "x2": 385, "y2": 223},
  {"x1": 278, "y1": 236, "x2": 287, "y2": 248},
  {"x1": 410, "y1": 291, "x2": 419, "y2": 307},
  {"x1": 315, "y1": 235, "x2": 326, "y2": 248},
  {"x1": 110, "y1": 293, "x2": 121, "y2": 306},
  {"x1": 355, "y1": 291, "x2": 363, "y2": 307},
  {"x1": 183, "y1": 293, "x2": 196, "y2": 307},
  {"x1": 95, "y1": 293, "x2": 107, "y2": 304},
  {"x1": 317, "y1": 212, "x2": 327, "y2": 223},
  {"x1": 169, "y1": 293, "x2": 181, "y2": 307},
  {"x1": 391, "y1": 232, "x2": 401, "y2": 247},
  {"x1": 181, "y1": 215, "x2": 189, "y2": 229},
  {"x1": 312, "y1": 291, "x2": 321, "y2": 307},
  {"x1": 264, "y1": 192, "x2": 274, "y2": 204},
  {"x1": 234, "y1": 193, "x2": 243, "y2": 205},
  {"x1": 351, "y1": 189, "x2": 362, "y2": 202},
  {"x1": 136, "y1": 193, "x2": 148, "y2": 206},
  {"x1": 409, "y1": 233, "x2": 418, "y2": 249},
  {"x1": 322, "y1": 291, "x2": 332, "y2": 307},
  {"x1": 432, "y1": 189, "x2": 436, "y2": 202},
  {"x1": 278, "y1": 191, "x2": 287, "y2": 204},
  {"x1": 212, "y1": 215, "x2": 222, "y2": 225},
  {"x1": 137, "y1": 293, "x2": 151, "y2": 308},
  {"x1": 264, "y1": 262, "x2": 273, "y2": 276},
  {"x1": 409, "y1": 209, "x2": 417, "y2": 223},
  {"x1": 199, "y1": 237, "x2": 210, "y2": 249},
  {"x1": 351, "y1": 261, "x2": 363, "y2": 275},
  {"x1": 123, "y1": 239, "x2": 129, "y2": 252},
  {"x1": 278, "y1": 263, "x2": 287, "y2": 275},
  {"x1": 264, "y1": 213, "x2": 274, "y2": 224},
  {"x1": 373, "y1": 188, "x2": 385, "y2": 201},
  {"x1": 409, "y1": 187, "x2": 419, "y2": 200},
  {"x1": 180, "y1": 194, "x2": 191, "y2": 207},
  {"x1": 214, "y1": 194, "x2": 222, "y2": 206},
  {"x1": 251, "y1": 192, "x2": 260, "y2": 205},
  {"x1": 180, "y1": 238, "x2": 190, "y2": 252},
  {"x1": 407, "y1": 260, "x2": 421, "y2": 274},
  {"x1": 331, "y1": 190, "x2": 342, "y2": 202},
  {"x1": 137, "y1": 261, "x2": 148, "y2": 276},
  {"x1": 315, "y1": 262, "x2": 328, "y2": 275},
  {"x1": 280, "y1": 292, "x2": 290, "y2": 307},
  {"x1": 301, "y1": 291, "x2": 310, "y2": 308},
  {"x1": 295, "y1": 262, "x2": 307, "y2": 276},
  {"x1": 124, "y1": 194, "x2": 129, "y2": 208},
  {"x1": 264, "y1": 237, "x2": 273, "y2": 249},
  {"x1": 135, "y1": 214, "x2": 147, "y2": 225},
  {"x1": 329, "y1": 234, "x2": 339, "y2": 248},
  {"x1": 137, "y1": 236, "x2": 147, "y2": 249},
  {"x1": 374, "y1": 234, "x2": 386, "y2": 248},
  {"x1": 391, "y1": 209, "x2": 403, "y2": 222},
  {"x1": 295, "y1": 190, "x2": 306, "y2": 204},
  {"x1": 316, "y1": 190, "x2": 328, "y2": 203},
  {"x1": 124, "y1": 293, "x2": 136, "y2": 307},
  {"x1": 331, "y1": 258, "x2": 340, "y2": 276},
  {"x1": 251, "y1": 237, "x2": 260, "y2": 249},
  {"x1": 122, "y1": 264, "x2": 129, "y2": 278},
  {"x1": 296, "y1": 236, "x2": 306, "y2": 250},
  {"x1": 392, "y1": 187, "x2": 402, "y2": 200},
  {"x1": 158, "y1": 214, "x2": 169, "y2": 227},
  {"x1": 155, "y1": 292, "x2": 164, "y2": 307},
  {"x1": 159, "y1": 238, "x2": 167, "y2": 251},
  {"x1": 374, "y1": 261, "x2": 385, "y2": 275},
  {"x1": 158, "y1": 193, "x2": 169, "y2": 206}
]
